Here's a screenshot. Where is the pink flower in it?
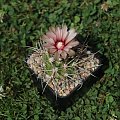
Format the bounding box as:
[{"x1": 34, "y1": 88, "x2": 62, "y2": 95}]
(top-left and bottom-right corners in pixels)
[{"x1": 42, "y1": 25, "x2": 79, "y2": 60}]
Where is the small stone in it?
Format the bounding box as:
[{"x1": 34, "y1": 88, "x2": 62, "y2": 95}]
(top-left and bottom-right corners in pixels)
[
  {"x1": 90, "y1": 62, "x2": 95, "y2": 68},
  {"x1": 64, "y1": 73, "x2": 68, "y2": 77},
  {"x1": 27, "y1": 59, "x2": 30, "y2": 64},
  {"x1": 37, "y1": 70, "x2": 42, "y2": 74},
  {"x1": 86, "y1": 62, "x2": 91, "y2": 69},
  {"x1": 96, "y1": 59, "x2": 99, "y2": 64},
  {"x1": 27, "y1": 59, "x2": 34, "y2": 65},
  {"x1": 59, "y1": 93, "x2": 62, "y2": 96},
  {"x1": 59, "y1": 90, "x2": 63, "y2": 95},
  {"x1": 81, "y1": 72, "x2": 89, "y2": 78},
  {"x1": 92, "y1": 67, "x2": 95, "y2": 71},
  {"x1": 38, "y1": 73, "x2": 42, "y2": 78},
  {"x1": 45, "y1": 74, "x2": 51, "y2": 79},
  {"x1": 74, "y1": 82, "x2": 78, "y2": 87},
  {"x1": 49, "y1": 83, "x2": 54, "y2": 89},
  {"x1": 65, "y1": 89, "x2": 70, "y2": 94},
  {"x1": 36, "y1": 58, "x2": 41, "y2": 64},
  {"x1": 70, "y1": 84, "x2": 74, "y2": 90},
  {"x1": 33, "y1": 69, "x2": 38, "y2": 74},
  {"x1": 62, "y1": 93, "x2": 66, "y2": 96},
  {"x1": 86, "y1": 51, "x2": 91, "y2": 54},
  {"x1": 49, "y1": 57, "x2": 54, "y2": 63},
  {"x1": 32, "y1": 53, "x2": 39, "y2": 57}
]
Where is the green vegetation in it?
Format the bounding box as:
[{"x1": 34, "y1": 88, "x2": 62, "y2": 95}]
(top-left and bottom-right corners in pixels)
[{"x1": 0, "y1": 0, "x2": 120, "y2": 119}]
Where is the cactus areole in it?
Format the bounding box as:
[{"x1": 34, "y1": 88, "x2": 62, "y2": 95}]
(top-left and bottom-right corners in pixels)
[{"x1": 26, "y1": 26, "x2": 108, "y2": 110}]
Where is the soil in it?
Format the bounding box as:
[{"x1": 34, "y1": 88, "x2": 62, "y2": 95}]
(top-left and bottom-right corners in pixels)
[{"x1": 27, "y1": 50, "x2": 100, "y2": 97}]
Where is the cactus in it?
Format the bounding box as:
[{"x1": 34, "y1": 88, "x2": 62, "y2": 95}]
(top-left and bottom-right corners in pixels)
[{"x1": 27, "y1": 25, "x2": 101, "y2": 98}]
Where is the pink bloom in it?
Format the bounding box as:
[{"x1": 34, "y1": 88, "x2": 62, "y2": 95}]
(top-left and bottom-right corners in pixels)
[{"x1": 42, "y1": 25, "x2": 79, "y2": 60}]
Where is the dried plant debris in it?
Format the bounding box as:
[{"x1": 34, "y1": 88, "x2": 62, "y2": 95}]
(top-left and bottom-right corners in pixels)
[{"x1": 27, "y1": 49, "x2": 100, "y2": 97}]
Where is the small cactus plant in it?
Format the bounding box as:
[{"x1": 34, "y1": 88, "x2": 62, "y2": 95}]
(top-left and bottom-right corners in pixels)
[{"x1": 27, "y1": 25, "x2": 101, "y2": 98}]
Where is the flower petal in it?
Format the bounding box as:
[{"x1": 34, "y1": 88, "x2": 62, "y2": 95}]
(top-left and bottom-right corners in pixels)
[
  {"x1": 65, "y1": 29, "x2": 77, "y2": 44},
  {"x1": 58, "y1": 50, "x2": 62, "y2": 54},
  {"x1": 46, "y1": 32, "x2": 56, "y2": 41},
  {"x1": 67, "y1": 40, "x2": 79, "y2": 47},
  {"x1": 62, "y1": 25, "x2": 68, "y2": 41},
  {"x1": 43, "y1": 43, "x2": 55, "y2": 49},
  {"x1": 42, "y1": 35, "x2": 49, "y2": 40},
  {"x1": 49, "y1": 27, "x2": 56, "y2": 33},
  {"x1": 61, "y1": 51, "x2": 67, "y2": 59},
  {"x1": 60, "y1": 28, "x2": 63, "y2": 41},
  {"x1": 68, "y1": 49, "x2": 75, "y2": 56},
  {"x1": 54, "y1": 51, "x2": 60, "y2": 60},
  {"x1": 64, "y1": 46, "x2": 70, "y2": 52},
  {"x1": 56, "y1": 27, "x2": 61, "y2": 41},
  {"x1": 43, "y1": 37, "x2": 55, "y2": 44},
  {"x1": 64, "y1": 44, "x2": 73, "y2": 50},
  {"x1": 49, "y1": 48, "x2": 57, "y2": 54}
]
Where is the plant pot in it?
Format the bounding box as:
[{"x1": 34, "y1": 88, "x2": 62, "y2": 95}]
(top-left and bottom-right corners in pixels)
[
  {"x1": 27, "y1": 54, "x2": 108, "y2": 110},
  {"x1": 26, "y1": 36, "x2": 108, "y2": 110}
]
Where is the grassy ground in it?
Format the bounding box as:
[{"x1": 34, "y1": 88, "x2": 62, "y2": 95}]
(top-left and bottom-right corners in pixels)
[{"x1": 0, "y1": 0, "x2": 120, "y2": 120}]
